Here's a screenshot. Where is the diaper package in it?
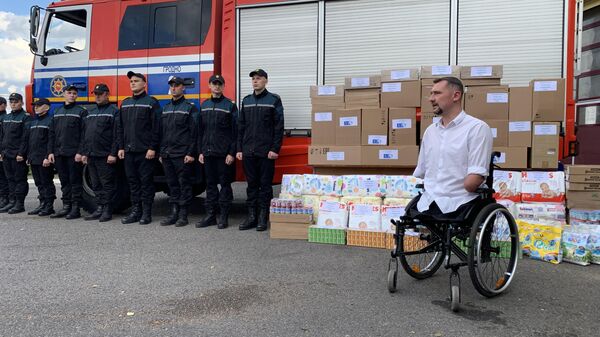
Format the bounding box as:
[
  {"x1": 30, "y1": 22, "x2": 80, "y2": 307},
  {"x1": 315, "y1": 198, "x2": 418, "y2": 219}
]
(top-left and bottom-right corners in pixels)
[
  {"x1": 385, "y1": 175, "x2": 422, "y2": 198},
  {"x1": 381, "y1": 205, "x2": 407, "y2": 232},
  {"x1": 513, "y1": 203, "x2": 566, "y2": 226},
  {"x1": 517, "y1": 220, "x2": 563, "y2": 264},
  {"x1": 383, "y1": 198, "x2": 412, "y2": 206},
  {"x1": 493, "y1": 170, "x2": 522, "y2": 202},
  {"x1": 302, "y1": 175, "x2": 343, "y2": 196},
  {"x1": 281, "y1": 174, "x2": 304, "y2": 196},
  {"x1": 361, "y1": 196, "x2": 383, "y2": 205},
  {"x1": 561, "y1": 226, "x2": 591, "y2": 265},
  {"x1": 316, "y1": 200, "x2": 349, "y2": 229},
  {"x1": 278, "y1": 193, "x2": 293, "y2": 199},
  {"x1": 569, "y1": 209, "x2": 600, "y2": 225},
  {"x1": 521, "y1": 171, "x2": 565, "y2": 203},
  {"x1": 340, "y1": 196, "x2": 363, "y2": 207},
  {"x1": 302, "y1": 195, "x2": 321, "y2": 217},
  {"x1": 348, "y1": 204, "x2": 382, "y2": 231},
  {"x1": 588, "y1": 230, "x2": 600, "y2": 265},
  {"x1": 341, "y1": 175, "x2": 387, "y2": 197}
]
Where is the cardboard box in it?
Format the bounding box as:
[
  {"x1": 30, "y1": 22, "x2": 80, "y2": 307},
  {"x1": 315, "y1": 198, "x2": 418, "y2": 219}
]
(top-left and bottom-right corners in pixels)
[
  {"x1": 509, "y1": 87, "x2": 532, "y2": 121},
  {"x1": 310, "y1": 85, "x2": 345, "y2": 100},
  {"x1": 420, "y1": 112, "x2": 441, "y2": 139},
  {"x1": 361, "y1": 108, "x2": 388, "y2": 146},
  {"x1": 531, "y1": 79, "x2": 565, "y2": 122},
  {"x1": 566, "y1": 182, "x2": 600, "y2": 191},
  {"x1": 420, "y1": 65, "x2": 461, "y2": 79},
  {"x1": 464, "y1": 86, "x2": 509, "y2": 120},
  {"x1": 531, "y1": 122, "x2": 560, "y2": 169},
  {"x1": 381, "y1": 68, "x2": 420, "y2": 82},
  {"x1": 460, "y1": 65, "x2": 503, "y2": 79},
  {"x1": 270, "y1": 213, "x2": 313, "y2": 224},
  {"x1": 421, "y1": 85, "x2": 433, "y2": 113},
  {"x1": 344, "y1": 88, "x2": 380, "y2": 109},
  {"x1": 565, "y1": 165, "x2": 600, "y2": 175},
  {"x1": 380, "y1": 81, "x2": 421, "y2": 108},
  {"x1": 493, "y1": 147, "x2": 528, "y2": 169},
  {"x1": 361, "y1": 146, "x2": 419, "y2": 167},
  {"x1": 461, "y1": 79, "x2": 502, "y2": 87},
  {"x1": 487, "y1": 120, "x2": 509, "y2": 147},
  {"x1": 311, "y1": 109, "x2": 336, "y2": 145},
  {"x1": 389, "y1": 108, "x2": 417, "y2": 146},
  {"x1": 567, "y1": 174, "x2": 600, "y2": 183},
  {"x1": 566, "y1": 191, "x2": 600, "y2": 209},
  {"x1": 308, "y1": 146, "x2": 361, "y2": 166},
  {"x1": 335, "y1": 109, "x2": 361, "y2": 145},
  {"x1": 311, "y1": 100, "x2": 345, "y2": 112},
  {"x1": 344, "y1": 75, "x2": 381, "y2": 89},
  {"x1": 270, "y1": 221, "x2": 311, "y2": 240},
  {"x1": 508, "y1": 121, "x2": 532, "y2": 147}
]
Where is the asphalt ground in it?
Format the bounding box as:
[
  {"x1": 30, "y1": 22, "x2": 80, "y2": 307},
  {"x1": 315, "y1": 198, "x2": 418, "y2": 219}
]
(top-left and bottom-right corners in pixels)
[{"x1": 1, "y1": 182, "x2": 599, "y2": 337}]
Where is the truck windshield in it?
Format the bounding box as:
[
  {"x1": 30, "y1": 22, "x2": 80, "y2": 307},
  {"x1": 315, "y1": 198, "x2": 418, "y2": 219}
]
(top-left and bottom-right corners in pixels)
[{"x1": 45, "y1": 9, "x2": 87, "y2": 55}]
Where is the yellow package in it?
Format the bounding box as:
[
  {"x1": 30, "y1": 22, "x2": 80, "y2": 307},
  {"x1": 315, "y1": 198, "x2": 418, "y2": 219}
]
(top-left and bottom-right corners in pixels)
[
  {"x1": 517, "y1": 220, "x2": 562, "y2": 264},
  {"x1": 383, "y1": 197, "x2": 412, "y2": 206}
]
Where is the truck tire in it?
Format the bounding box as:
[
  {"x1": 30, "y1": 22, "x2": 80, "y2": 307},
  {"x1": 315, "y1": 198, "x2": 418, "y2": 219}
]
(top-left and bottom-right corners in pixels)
[{"x1": 81, "y1": 161, "x2": 130, "y2": 213}]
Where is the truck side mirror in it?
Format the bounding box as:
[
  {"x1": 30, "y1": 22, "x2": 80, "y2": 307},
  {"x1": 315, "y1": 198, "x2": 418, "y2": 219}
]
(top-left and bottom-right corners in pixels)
[{"x1": 29, "y1": 6, "x2": 40, "y2": 53}]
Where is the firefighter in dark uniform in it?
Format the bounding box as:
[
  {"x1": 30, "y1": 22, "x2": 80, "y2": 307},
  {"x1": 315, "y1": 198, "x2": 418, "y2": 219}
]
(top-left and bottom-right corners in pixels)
[
  {"x1": 81, "y1": 84, "x2": 119, "y2": 222},
  {"x1": 158, "y1": 76, "x2": 198, "y2": 227},
  {"x1": 0, "y1": 97, "x2": 9, "y2": 209},
  {"x1": 237, "y1": 69, "x2": 284, "y2": 231},
  {"x1": 48, "y1": 85, "x2": 88, "y2": 219},
  {"x1": 0, "y1": 93, "x2": 31, "y2": 214},
  {"x1": 197, "y1": 74, "x2": 237, "y2": 229},
  {"x1": 20, "y1": 98, "x2": 56, "y2": 216},
  {"x1": 117, "y1": 71, "x2": 161, "y2": 225}
]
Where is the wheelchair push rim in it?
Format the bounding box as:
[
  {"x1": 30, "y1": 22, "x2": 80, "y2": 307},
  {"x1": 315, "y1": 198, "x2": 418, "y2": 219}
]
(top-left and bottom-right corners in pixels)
[{"x1": 468, "y1": 204, "x2": 519, "y2": 297}]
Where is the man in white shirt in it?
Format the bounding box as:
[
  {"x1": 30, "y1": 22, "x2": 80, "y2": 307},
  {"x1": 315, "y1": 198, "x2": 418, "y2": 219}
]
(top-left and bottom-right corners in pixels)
[{"x1": 412, "y1": 77, "x2": 493, "y2": 219}]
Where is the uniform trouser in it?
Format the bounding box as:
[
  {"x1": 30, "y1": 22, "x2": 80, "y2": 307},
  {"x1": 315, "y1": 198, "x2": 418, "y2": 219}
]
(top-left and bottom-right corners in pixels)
[
  {"x1": 31, "y1": 164, "x2": 56, "y2": 202},
  {"x1": 2, "y1": 158, "x2": 29, "y2": 200},
  {"x1": 242, "y1": 156, "x2": 275, "y2": 209},
  {"x1": 124, "y1": 152, "x2": 155, "y2": 204},
  {"x1": 204, "y1": 155, "x2": 235, "y2": 210},
  {"x1": 54, "y1": 155, "x2": 83, "y2": 204},
  {"x1": 88, "y1": 156, "x2": 117, "y2": 206},
  {"x1": 162, "y1": 156, "x2": 194, "y2": 207},
  {"x1": 0, "y1": 161, "x2": 9, "y2": 198}
]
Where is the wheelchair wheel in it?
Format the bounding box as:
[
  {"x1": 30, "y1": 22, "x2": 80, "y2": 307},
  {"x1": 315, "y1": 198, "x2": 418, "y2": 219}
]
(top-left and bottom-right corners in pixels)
[
  {"x1": 450, "y1": 285, "x2": 460, "y2": 312},
  {"x1": 467, "y1": 203, "x2": 519, "y2": 298},
  {"x1": 398, "y1": 227, "x2": 445, "y2": 280}
]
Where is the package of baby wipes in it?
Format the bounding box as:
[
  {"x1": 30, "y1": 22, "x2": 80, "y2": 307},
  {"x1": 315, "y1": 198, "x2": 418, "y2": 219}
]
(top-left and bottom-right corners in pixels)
[
  {"x1": 569, "y1": 209, "x2": 600, "y2": 225},
  {"x1": 341, "y1": 175, "x2": 387, "y2": 197},
  {"x1": 316, "y1": 200, "x2": 349, "y2": 229},
  {"x1": 281, "y1": 174, "x2": 304, "y2": 196},
  {"x1": 493, "y1": 170, "x2": 522, "y2": 202},
  {"x1": 381, "y1": 205, "x2": 407, "y2": 232},
  {"x1": 513, "y1": 203, "x2": 566, "y2": 226},
  {"x1": 348, "y1": 204, "x2": 382, "y2": 231},
  {"x1": 561, "y1": 227, "x2": 591, "y2": 265},
  {"x1": 302, "y1": 174, "x2": 343, "y2": 196},
  {"x1": 517, "y1": 220, "x2": 563, "y2": 264},
  {"x1": 385, "y1": 175, "x2": 422, "y2": 198},
  {"x1": 521, "y1": 171, "x2": 565, "y2": 203},
  {"x1": 383, "y1": 197, "x2": 412, "y2": 206},
  {"x1": 588, "y1": 230, "x2": 600, "y2": 265}
]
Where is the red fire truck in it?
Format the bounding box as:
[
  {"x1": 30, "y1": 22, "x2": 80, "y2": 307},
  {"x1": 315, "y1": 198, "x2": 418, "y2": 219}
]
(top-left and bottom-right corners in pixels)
[{"x1": 26, "y1": 0, "x2": 579, "y2": 210}]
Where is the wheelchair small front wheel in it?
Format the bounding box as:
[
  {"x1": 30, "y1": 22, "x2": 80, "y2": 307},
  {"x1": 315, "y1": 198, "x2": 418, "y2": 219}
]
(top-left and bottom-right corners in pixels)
[
  {"x1": 398, "y1": 228, "x2": 445, "y2": 280},
  {"x1": 468, "y1": 203, "x2": 519, "y2": 298},
  {"x1": 450, "y1": 285, "x2": 460, "y2": 312},
  {"x1": 387, "y1": 268, "x2": 398, "y2": 293}
]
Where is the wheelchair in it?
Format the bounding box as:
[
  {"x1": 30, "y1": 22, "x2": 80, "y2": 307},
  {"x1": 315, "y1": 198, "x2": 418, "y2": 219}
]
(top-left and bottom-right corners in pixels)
[{"x1": 387, "y1": 152, "x2": 519, "y2": 312}]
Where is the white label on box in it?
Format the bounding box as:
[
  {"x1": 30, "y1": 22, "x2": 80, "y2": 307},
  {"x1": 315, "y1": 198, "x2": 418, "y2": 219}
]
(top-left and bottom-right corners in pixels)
[
  {"x1": 379, "y1": 149, "x2": 399, "y2": 160},
  {"x1": 433, "y1": 117, "x2": 442, "y2": 124},
  {"x1": 392, "y1": 119, "x2": 412, "y2": 129},
  {"x1": 353, "y1": 204, "x2": 372, "y2": 216},
  {"x1": 314, "y1": 112, "x2": 332, "y2": 122},
  {"x1": 534, "y1": 81, "x2": 558, "y2": 92},
  {"x1": 493, "y1": 152, "x2": 507, "y2": 164},
  {"x1": 534, "y1": 124, "x2": 558, "y2": 136},
  {"x1": 431, "y1": 65, "x2": 452, "y2": 75},
  {"x1": 368, "y1": 135, "x2": 387, "y2": 145},
  {"x1": 471, "y1": 66, "x2": 493, "y2": 77},
  {"x1": 382, "y1": 82, "x2": 402, "y2": 92},
  {"x1": 351, "y1": 77, "x2": 370, "y2": 87},
  {"x1": 491, "y1": 128, "x2": 498, "y2": 138},
  {"x1": 391, "y1": 70, "x2": 411, "y2": 80},
  {"x1": 320, "y1": 200, "x2": 341, "y2": 212},
  {"x1": 326, "y1": 152, "x2": 345, "y2": 161},
  {"x1": 317, "y1": 86, "x2": 336, "y2": 96},
  {"x1": 585, "y1": 106, "x2": 596, "y2": 125},
  {"x1": 487, "y1": 93, "x2": 508, "y2": 103},
  {"x1": 339, "y1": 116, "x2": 358, "y2": 127},
  {"x1": 509, "y1": 121, "x2": 531, "y2": 132}
]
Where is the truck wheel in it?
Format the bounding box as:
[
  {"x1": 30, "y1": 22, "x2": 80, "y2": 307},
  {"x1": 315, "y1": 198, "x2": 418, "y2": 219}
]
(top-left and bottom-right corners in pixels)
[{"x1": 81, "y1": 162, "x2": 130, "y2": 213}]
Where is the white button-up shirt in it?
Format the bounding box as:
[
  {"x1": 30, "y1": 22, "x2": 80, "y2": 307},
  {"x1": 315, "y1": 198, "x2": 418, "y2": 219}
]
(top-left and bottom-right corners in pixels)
[{"x1": 413, "y1": 111, "x2": 493, "y2": 214}]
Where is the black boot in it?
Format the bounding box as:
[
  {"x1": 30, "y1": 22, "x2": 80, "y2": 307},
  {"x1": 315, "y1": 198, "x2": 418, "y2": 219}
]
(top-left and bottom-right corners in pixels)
[
  {"x1": 218, "y1": 206, "x2": 229, "y2": 229},
  {"x1": 139, "y1": 202, "x2": 152, "y2": 225},
  {"x1": 256, "y1": 207, "x2": 269, "y2": 232},
  {"x1": 238, "y1": 207, "x2": 258, "y2": 230},
  {"x1": 27, "y1": 200, "x2": 44, "y2": 215},
  {"x1": 196, "y1": 206, "x2": 217, "y2": 228},
  {"x1": 0, "y1": 196, "x2": 9, "y2": 209},
  {"x1": 160, "y1": 204, "x2": 179, "y2": 226},
  {"x1": 99, "y1": 204, "x2": 113, "y2": 222},
  {"x1": 121, "y1": 203, "x2": 142, "y2": 224},
  {"x1": 50, "y1": 202, "x2": 71, "y2": 218},
  {"x1": 0, "y1": 197, "x2": 15, "y2": 213},
  {"x1": 175, "y1": 206, "x2": 189, "y2": 227},
  {"x1": 38, "y1": 200, "x2": 55, "y2": 216},
  {"x1": 84, "y1": 205, "x2": 104, "y2": 221},
  {"x1": 8, "y1": 198, "x2": 25, "y2": 214},
  {"x1": 65, "y1": 202, "x2": 81, "y2": 220}
]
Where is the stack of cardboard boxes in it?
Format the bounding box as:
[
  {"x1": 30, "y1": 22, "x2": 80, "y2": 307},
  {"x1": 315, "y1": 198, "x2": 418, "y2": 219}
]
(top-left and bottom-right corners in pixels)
[{"x1": 566, "y1": 165, "x2": 600, "y2": 210}]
